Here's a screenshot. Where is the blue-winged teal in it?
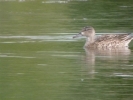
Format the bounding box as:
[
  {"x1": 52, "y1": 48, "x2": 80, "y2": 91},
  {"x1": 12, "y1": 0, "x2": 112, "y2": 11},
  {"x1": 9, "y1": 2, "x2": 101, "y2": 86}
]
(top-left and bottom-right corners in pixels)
[{"x1": 73, "y1": 26, "x2": 133, "y2": 48}]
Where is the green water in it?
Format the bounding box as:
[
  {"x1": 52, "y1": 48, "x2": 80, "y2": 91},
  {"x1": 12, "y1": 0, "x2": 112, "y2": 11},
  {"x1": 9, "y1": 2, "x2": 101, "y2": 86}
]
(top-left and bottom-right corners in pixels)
[{"x1": 0, "y1": 0, "x2": 133, "y2": 100}]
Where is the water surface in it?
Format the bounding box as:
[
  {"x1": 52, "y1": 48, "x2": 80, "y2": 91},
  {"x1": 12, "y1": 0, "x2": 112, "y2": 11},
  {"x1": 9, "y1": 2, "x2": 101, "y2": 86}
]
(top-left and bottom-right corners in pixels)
[{"x1": 0, "y1": 0, "x2": 133, "y2": 100}]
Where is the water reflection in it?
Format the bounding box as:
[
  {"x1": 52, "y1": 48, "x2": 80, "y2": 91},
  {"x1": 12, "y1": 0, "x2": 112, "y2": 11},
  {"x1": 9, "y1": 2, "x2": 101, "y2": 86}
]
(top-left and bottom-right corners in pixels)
[{"x1": 81, "y1": 47, "x2": 132, "y2": 79}]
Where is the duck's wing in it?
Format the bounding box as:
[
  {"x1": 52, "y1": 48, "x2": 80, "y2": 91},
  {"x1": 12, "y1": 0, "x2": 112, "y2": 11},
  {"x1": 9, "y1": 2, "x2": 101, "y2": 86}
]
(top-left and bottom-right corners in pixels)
[
  {"x1": 95, "y1": 34, "x2": 131, "y2": 42},
  {"x1": 116, "y1": 33, "x2": 132, "y2": 41},
  {"x1": 93, "y1": 34, "x2": 133, "y2": 47}
]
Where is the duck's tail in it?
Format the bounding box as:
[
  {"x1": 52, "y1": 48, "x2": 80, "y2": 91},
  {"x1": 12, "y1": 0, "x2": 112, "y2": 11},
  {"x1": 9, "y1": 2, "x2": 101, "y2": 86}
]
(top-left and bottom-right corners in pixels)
[{"x1": 124, "y1": 34, "x2": 133, "y2": 46}]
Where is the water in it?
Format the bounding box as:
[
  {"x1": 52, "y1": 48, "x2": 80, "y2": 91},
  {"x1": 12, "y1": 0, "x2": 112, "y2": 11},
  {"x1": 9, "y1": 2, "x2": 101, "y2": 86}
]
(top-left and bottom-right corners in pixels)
[{"x1": 0, "y1": 0, "x2": 133, "y2": 100}]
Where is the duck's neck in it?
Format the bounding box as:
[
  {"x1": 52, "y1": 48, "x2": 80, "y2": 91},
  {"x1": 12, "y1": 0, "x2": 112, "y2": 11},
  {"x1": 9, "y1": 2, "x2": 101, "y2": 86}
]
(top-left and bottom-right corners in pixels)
[{"x1": 84, "y1": 34, "x2": 95, "y2": 47}]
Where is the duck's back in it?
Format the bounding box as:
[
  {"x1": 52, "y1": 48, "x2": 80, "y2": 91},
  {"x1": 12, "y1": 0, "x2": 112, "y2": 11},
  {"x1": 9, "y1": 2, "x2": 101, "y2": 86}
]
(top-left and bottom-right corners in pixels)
[{"x1": 90, "y1": 34, "x2": 133, "y2": 48}]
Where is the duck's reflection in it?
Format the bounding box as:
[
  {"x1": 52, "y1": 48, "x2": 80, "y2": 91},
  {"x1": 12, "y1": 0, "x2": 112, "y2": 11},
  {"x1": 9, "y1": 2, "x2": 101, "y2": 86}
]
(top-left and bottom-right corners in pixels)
[{"x1": 81, "y1": 47, "x2": 131, "y2": 80}]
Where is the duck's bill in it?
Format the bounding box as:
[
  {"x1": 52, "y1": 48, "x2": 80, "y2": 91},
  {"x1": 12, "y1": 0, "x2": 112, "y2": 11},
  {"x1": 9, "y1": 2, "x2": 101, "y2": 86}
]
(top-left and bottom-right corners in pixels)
[{"x1": 73, "y1": 33, "x2": 82, "y2": 38}]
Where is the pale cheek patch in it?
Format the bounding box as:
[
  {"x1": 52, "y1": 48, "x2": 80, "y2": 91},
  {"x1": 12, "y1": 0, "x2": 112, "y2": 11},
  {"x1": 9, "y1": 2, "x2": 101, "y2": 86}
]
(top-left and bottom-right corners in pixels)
[{"x1": 81, "y1": 32, "x2": 84, "y2": 35}]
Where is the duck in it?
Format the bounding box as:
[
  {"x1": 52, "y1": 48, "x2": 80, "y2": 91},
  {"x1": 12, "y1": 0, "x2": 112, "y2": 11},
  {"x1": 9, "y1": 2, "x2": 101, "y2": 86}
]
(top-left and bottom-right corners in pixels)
[{"x1": 73, "y1": 26, "x2": 133, "y2": 48}]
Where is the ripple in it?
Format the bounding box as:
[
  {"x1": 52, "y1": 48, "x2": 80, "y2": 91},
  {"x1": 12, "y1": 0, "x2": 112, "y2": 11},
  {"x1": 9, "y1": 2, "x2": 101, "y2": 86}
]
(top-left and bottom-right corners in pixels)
[
  {"x1": 0, "y1": 55, "x2": 35, "y2": 58},
  {"x1": 113, "y1": 73, "x2": 133, "y2": 78},
  {"x1": 0, "y1": 34, "x2": 76, "y2": 43},
  {"x1": 37, "y1": 51, "x2": 80, "y2": 54},
  {"x1": 0, "y1": 33, "x2": 129, "y2": 43},
  {"x1": 52, "y1": 54, "x2": 79, "y2": 57}
]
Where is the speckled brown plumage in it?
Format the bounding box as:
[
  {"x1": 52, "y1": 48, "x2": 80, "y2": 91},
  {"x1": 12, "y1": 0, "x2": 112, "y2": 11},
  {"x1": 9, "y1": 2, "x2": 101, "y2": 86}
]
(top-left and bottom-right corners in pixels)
[{"x1": 73, "y1": 26, "x2": 133, "y2": 48}]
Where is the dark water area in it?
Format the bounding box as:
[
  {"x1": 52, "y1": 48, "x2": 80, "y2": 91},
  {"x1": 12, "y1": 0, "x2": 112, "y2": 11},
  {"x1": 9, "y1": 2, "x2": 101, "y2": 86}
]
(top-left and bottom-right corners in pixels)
[{"x1": 0, "y1": 0, "x2": 133, "y2": 100}]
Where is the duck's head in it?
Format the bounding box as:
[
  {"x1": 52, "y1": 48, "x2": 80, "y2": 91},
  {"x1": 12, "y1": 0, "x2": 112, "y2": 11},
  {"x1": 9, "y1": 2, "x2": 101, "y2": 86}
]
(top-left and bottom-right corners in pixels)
[{"x1": 73, "y1": 26, "x2": 95, "y2": 38}]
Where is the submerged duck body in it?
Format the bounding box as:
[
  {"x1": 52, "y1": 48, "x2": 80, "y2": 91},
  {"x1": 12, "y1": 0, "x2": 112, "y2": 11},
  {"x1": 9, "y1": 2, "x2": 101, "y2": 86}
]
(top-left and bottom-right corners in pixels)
[{"x1": 73, "y1": 26, "x2": 133, "y2": 48}]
